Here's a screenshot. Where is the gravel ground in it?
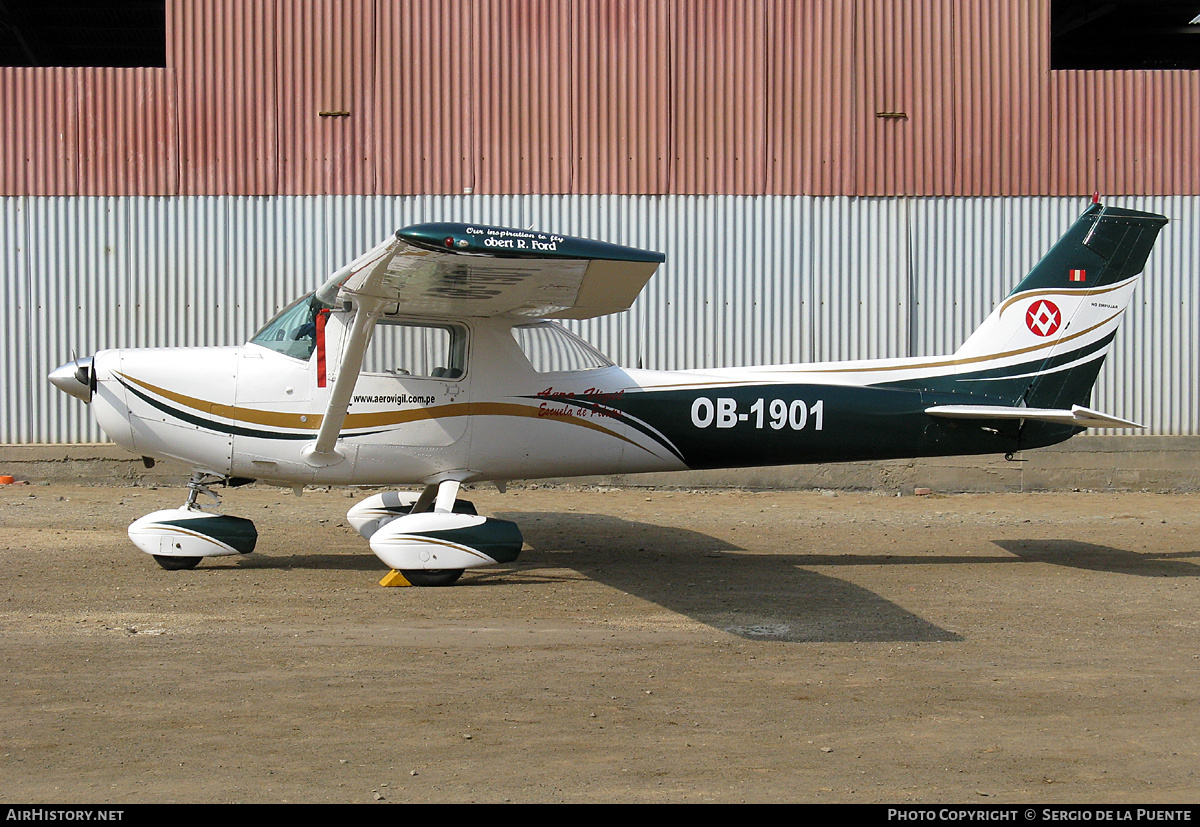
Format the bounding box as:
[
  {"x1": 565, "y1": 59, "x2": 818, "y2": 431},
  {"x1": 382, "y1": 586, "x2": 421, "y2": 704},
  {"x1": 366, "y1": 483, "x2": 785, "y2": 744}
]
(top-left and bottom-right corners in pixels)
[{"x1": 2, "y1": 482, "x2": 1199, "y2": 803}]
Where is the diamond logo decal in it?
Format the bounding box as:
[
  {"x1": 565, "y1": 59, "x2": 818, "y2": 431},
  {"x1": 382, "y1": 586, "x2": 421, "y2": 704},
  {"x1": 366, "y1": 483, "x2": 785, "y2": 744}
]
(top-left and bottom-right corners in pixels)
[{"x1": 1025, "y1": 299, "x2": 1062, "y2": 337}]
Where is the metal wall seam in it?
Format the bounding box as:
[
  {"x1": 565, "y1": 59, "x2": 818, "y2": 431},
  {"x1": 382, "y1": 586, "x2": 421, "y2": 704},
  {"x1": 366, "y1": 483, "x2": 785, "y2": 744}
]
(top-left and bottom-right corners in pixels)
[
  {"x1": 1, "y1": 67, "x2": 77, "y2": 196},
  {"x1": 378, "y1": 0, "x2": 477, "y2": 195},
  {"x1": 275, "y1": 0, "x2": 378, "y2": 195},
  {"x1": 173, "y1": 0, "x2": 280, "y2": 194},
  {"x1": 2, "y1": 198, "x2": 29, "y2": 441},
  {"x1": 73, "y1": 69, "x2": 175, "y2": 197},
  {"x1": 569, "y1": 0, "x2": 672, "y2": 195}
]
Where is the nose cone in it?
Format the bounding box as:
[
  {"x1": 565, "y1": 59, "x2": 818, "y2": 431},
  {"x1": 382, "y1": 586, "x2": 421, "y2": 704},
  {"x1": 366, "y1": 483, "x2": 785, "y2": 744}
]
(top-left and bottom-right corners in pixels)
[{"x1": 48, "y1": 356, "x2": 95, "y2": 403}]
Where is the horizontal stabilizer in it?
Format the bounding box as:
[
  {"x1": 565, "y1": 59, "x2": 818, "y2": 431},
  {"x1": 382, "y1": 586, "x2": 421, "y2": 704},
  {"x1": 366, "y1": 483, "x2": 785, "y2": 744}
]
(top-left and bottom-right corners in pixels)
[{"x1": 925, "y1": 404, "x2": 1142, "y2": 429}]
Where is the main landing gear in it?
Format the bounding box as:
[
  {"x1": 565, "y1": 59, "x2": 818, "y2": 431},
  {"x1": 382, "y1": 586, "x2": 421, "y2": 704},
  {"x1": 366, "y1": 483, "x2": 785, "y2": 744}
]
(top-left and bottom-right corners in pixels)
[
  {"x1": 347, "y1": 479, "x2": 524, "y2": 586},
  {"x1": 128, "y1": 475, "x2": 520, "y2": 585}
]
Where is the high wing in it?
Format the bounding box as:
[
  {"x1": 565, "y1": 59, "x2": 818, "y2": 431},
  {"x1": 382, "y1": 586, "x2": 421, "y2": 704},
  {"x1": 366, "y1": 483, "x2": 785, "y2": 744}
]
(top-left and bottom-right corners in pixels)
[
  {"x1": 304, "y1": 223, "x2": 665, "y2": 465},
  {"x1": 315, "y1": 222, "x2": 665, "y2": 320}
]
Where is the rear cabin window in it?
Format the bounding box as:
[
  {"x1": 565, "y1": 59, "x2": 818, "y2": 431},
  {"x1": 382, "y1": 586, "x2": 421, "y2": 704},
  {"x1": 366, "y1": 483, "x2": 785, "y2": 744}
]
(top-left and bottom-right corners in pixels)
[{"x1": 512, "y1": 322, "x2": 613, "y2": 373}]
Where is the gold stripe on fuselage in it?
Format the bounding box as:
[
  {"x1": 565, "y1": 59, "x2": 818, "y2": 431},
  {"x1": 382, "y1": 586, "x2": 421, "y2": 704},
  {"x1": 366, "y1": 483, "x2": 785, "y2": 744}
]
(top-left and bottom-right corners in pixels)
[
  {"x1": 116, "y1": 373, "x2": 659, "y2": 454},
  {"x1": 820, "y1": 307, "x2": 1122, "y2": 374},
  {"x1": 634, "y1": 290, "x2": 1126, "y2": 390}
]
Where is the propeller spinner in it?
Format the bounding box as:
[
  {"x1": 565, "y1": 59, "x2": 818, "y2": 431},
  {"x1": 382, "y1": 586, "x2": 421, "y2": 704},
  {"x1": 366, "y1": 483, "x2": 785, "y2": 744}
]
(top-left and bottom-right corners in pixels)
[{"x1": 48, "y1": 356, "x2": 95, "y2": 403}]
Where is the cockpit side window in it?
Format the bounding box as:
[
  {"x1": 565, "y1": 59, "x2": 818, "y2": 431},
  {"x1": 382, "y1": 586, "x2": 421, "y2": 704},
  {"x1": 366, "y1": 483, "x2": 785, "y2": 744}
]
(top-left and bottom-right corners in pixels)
[
  {"x1": 363, "y1": 320, "x2": 467, "y2": 380},
  {"x1": 512, "y1": 322, "x2": 613, "y2": 373},
  {"x1": 249, "y1": 293, "x2": 331, "y2": 360}
]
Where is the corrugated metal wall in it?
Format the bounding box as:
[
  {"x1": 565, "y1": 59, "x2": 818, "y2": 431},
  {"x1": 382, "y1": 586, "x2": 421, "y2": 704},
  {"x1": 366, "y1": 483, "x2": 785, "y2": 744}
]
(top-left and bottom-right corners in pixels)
[
  {"x1": 0, "y1": 67, "x2": 177, "y2": 195},
  {"x1": 2, "y1": 2, "x2": 1198, "y2": 448},
  {"x1": 2, "y1": 0, "x2": 1199, "y2": 197},
  {"x1": 4, "y1": 194, "x2": 1197, "y2": 443}
]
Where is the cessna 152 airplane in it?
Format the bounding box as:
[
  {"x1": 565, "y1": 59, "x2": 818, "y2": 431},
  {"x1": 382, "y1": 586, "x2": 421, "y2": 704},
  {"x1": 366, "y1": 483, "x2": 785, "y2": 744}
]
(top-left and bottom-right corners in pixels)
[{"x1": 49, "y1": 202, "x2": 1167, "y2": 585}]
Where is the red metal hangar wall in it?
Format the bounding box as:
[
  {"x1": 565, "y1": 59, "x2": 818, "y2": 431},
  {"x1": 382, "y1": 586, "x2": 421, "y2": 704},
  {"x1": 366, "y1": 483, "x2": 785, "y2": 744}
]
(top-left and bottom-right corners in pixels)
[
  {"x1": 3, "y1": 1, "x2": 1199, "y2": 447},
  {"x1": 1, "y1": 0, "x2": 1197, "y2": 198}
]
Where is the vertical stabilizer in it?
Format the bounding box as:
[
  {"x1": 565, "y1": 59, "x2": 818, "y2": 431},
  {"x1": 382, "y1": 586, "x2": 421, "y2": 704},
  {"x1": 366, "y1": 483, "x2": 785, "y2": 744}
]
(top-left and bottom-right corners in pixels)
[{"x1": 950, "y1": 204, "x2": 1167, "y2": 409}]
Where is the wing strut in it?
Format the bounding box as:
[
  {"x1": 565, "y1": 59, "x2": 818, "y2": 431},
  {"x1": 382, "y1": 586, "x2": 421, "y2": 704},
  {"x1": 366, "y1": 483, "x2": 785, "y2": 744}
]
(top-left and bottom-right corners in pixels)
[
  {"x1": 301, "y1": 297, "x2": 384, "y2": 467},
  {"x1": 297, "y1": 296, "x2": 381, "y2": 465},
  {"x1": 301, "y1": 239, "x2": 401, "y2": 467}
]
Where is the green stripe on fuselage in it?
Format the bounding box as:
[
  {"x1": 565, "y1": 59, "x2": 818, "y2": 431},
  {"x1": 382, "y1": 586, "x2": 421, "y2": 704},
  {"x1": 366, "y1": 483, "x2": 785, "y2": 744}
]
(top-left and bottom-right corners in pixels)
[
  {"x1": 609, "y1": 383, "x2": 1074, "y2": 470},
  {"x1": 878, "y1": 330, "x2": 1116, "y2": 407}
]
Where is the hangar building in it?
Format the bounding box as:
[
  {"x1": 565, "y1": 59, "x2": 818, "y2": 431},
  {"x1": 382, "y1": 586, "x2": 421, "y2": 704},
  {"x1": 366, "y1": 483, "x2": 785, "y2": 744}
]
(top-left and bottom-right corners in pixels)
[{"x1": 2, "y1": 0, "x2": 1198, "y2": 487}]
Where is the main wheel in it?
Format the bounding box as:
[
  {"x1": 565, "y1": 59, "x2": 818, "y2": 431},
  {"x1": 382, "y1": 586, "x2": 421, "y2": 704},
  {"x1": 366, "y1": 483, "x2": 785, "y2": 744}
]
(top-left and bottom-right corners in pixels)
[
  {"x1": 400, "y1": 569, "x2": 463, "y2": 587},
  {"x1": 153, "y1": 555, "x2": 202, "y2": 571}
]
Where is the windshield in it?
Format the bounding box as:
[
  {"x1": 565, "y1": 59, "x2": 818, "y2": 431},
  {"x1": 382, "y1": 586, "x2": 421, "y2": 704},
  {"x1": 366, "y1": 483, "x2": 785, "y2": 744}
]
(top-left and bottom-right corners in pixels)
[{"x1": 249, "y1": 293, "x2": 332, "y2": 360}]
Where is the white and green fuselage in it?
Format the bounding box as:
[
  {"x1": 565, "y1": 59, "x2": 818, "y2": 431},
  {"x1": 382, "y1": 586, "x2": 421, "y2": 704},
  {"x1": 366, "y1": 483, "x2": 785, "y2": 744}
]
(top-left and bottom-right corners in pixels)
[{"x1": 51, "y1": 204, "x2": 1168, "y2": 582}]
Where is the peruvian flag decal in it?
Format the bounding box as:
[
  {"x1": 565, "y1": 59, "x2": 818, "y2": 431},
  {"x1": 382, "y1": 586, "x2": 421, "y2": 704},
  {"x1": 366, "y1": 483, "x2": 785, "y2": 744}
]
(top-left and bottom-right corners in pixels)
[{"x1": 1069, "y1": 269, "x2": 1086, "y2": 282}]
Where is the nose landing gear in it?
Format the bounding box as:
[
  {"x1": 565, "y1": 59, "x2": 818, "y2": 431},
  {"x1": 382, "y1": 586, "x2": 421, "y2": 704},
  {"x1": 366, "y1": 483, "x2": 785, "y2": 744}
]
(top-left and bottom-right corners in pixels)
[{"x1": 128, "y1": 473, "x2": 258, "y2": 570}]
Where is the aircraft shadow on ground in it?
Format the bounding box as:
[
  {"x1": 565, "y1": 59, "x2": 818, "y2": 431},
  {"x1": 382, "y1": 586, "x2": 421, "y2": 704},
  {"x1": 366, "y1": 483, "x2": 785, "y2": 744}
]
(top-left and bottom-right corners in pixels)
[
  {"x1": 224, "y1": 514, "x2": 1199, "y2": 643},
  {"x1": 990, "y1": 539, "x2": 1200, "y2": 577},
  {"x1": 497, "y1": 511, "x2": 962, "y2": 644},
  {"x1": 232, "y1": 552, "x2": 386, "y2": 572}
]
